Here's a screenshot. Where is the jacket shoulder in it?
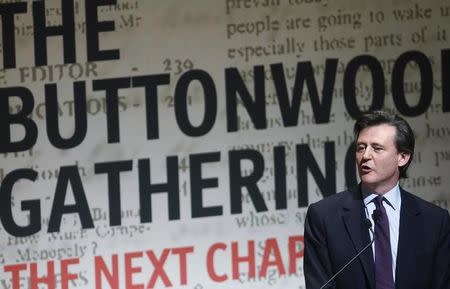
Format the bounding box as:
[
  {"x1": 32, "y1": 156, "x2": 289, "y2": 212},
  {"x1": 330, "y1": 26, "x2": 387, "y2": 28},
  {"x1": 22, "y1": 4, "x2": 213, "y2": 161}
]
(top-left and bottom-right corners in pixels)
[
  {"x1": 401, "y1": 188, "x2": 450, "y2": 218},
  {"x1": 308, "y1": 188, "x2": 355, "y2": 213}
]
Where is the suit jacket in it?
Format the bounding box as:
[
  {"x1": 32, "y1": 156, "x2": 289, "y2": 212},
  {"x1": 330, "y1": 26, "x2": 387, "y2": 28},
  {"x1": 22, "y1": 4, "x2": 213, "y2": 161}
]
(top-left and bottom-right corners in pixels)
[{"x1": 303, "y1": 185, "x2": 450, "y2": 289}]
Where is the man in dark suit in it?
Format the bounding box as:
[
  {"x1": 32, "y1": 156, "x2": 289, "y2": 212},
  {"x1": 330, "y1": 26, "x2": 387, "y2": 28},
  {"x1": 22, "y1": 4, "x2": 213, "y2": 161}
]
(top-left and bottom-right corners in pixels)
[{"x1": 303, "y1": 111, "x2": 450, "y2": 289}]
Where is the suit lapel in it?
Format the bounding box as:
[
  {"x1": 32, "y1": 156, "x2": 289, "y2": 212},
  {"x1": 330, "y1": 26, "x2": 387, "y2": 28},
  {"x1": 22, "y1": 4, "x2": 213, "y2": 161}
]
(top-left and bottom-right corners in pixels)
[
  {"x1": 342, "y1": 187, "x2": 375, "y2": 289},
  {"x1": 395, "y1": 189, "x2": 421, "y2": 289}
]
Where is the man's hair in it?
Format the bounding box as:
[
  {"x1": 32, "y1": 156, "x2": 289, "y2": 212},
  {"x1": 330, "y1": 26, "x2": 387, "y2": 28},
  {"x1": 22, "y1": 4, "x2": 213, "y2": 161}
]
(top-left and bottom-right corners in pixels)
[{"x1": 353, "y1": 110, "x2": 415, "y2": 178}]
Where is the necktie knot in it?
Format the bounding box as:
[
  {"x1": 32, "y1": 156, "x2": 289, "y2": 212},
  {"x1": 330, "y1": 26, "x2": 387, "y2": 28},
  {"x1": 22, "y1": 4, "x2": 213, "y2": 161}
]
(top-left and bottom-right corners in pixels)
[{"x1": 374, "y1": 195, "x2": 384, "y2": 210}]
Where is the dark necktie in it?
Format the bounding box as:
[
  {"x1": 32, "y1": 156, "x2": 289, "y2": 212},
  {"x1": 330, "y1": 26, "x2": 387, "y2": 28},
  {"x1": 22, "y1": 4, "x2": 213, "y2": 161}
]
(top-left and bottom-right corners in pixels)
[{"x1": 374, "y1": 196, "x2": 394, "y2": 289}]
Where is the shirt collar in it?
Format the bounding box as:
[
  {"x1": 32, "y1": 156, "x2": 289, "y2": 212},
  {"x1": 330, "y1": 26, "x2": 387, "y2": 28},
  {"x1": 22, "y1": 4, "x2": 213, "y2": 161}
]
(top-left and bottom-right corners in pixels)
[{"x1": 362, "y1": 182, "x2": 401, "y2": 210}]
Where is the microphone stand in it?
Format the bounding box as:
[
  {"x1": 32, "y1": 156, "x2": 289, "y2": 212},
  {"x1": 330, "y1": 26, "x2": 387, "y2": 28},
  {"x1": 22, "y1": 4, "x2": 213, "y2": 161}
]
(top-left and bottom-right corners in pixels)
[{"x1": 319, "y1": 219, "x2": 375, "y2": 289}]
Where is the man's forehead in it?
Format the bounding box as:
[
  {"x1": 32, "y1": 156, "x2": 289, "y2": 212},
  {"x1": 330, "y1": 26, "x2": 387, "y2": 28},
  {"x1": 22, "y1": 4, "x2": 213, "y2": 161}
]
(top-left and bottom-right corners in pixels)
[{"x1": 357, "y1": 124, "x2": 397, "y2": 142}]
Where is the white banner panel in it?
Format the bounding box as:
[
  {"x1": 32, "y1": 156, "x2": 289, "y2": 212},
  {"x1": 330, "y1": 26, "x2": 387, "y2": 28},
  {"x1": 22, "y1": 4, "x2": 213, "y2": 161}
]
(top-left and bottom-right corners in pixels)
[{"x1": 0, "y1": 0, "x2": 449, "y2": 288}]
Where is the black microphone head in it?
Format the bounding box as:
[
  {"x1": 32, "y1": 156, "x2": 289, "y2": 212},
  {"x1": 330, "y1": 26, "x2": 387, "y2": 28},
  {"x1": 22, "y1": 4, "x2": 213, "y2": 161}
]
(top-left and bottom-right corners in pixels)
[
  {"x1": 364, "y1": 218, "x2": 372, "y2": 229},
  {"x1": 372, "y1": 210, "x2": 381, "y2": 222}
]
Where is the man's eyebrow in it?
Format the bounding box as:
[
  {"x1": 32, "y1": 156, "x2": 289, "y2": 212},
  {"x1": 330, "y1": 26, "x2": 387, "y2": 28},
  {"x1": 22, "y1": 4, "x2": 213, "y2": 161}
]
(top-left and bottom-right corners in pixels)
[{"x1": 355, "y1": 141, "x2": 384, "y2": 147}]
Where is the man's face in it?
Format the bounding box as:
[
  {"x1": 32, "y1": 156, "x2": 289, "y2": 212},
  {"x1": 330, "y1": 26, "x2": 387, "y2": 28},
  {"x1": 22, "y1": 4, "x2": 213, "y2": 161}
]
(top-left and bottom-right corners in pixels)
[{"x1": 355, "y1": 124, "x2": 410, "y2": 194}]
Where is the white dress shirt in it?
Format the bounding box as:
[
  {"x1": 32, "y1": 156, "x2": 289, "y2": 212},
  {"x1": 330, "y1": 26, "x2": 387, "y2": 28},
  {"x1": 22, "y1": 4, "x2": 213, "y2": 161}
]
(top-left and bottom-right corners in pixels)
[{"x1": 363, "y1": 183, "x2": 401, "y2": 281}]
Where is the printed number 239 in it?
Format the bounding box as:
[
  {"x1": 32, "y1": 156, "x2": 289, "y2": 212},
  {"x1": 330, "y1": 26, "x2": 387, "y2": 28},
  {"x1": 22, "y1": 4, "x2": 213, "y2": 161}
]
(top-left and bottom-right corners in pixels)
[{"x1": 163, "y1": 59, "x2": 194, "y2": 75}]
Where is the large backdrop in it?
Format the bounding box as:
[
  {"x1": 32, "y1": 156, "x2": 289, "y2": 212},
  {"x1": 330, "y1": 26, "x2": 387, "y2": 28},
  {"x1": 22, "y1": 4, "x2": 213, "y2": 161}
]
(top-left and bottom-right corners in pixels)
[{"x1": 1, "y1": 0, "x2": 449, "y2": 288}]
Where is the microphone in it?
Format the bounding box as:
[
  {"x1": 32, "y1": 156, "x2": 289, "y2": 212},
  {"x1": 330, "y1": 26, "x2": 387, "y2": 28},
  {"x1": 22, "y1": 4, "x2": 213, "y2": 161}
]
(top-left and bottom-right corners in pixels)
[
  {"x1": 364, "y1": 218, "x2": 373, "y2": 231},
  {"x1": 319, "y1": 219, "x2": 375, "y2": 289},
  {"x1": 372, "y1": 209, "x2": 381, "y2": 222}
]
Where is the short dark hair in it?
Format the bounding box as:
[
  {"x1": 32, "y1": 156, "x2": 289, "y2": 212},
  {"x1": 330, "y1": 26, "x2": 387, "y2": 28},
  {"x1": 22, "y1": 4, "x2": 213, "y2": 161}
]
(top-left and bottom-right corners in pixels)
[{"x1": 353, "y1": 110, "x2": 415, "y2": 178}]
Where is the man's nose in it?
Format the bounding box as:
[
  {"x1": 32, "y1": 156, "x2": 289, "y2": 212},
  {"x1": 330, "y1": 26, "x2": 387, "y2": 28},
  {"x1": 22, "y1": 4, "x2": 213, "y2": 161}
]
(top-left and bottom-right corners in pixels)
[{"x1": 362, "y1": 147, "x2": 373, "y2": 159}]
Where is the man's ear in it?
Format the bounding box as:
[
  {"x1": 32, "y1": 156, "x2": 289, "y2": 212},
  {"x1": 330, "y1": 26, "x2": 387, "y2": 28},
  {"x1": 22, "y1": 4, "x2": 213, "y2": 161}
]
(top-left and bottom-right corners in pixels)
[{"x1": 398, "y1": 152, "x2": 411, "y2": 167}]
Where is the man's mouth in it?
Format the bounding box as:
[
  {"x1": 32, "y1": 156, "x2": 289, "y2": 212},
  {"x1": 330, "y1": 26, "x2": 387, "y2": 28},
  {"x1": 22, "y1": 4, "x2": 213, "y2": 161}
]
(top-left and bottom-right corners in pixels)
[{"x1": 360, "y1": 164, "x2": 372, "y2": 174}]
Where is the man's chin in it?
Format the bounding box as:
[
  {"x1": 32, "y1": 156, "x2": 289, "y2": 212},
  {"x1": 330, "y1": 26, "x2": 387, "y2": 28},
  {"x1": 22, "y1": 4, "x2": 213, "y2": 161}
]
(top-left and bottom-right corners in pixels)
[
  {"x1": 359, "y1": 171, "x2": 373, "y2": 179},
  {"x1": 360, "y1": 176, "x2": 378, "y2": 186}
]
